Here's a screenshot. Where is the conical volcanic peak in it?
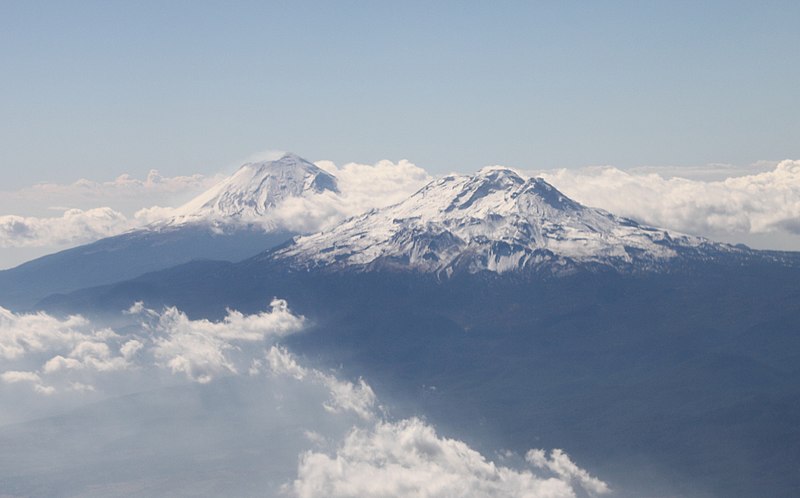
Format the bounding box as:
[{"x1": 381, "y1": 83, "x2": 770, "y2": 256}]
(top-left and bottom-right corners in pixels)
[
  {"x1": 272, "y1": 167, "x2": 713, "y2": 275},
  {"x1": 168, "y1": 153, "x2": 338, "y2": 225}
]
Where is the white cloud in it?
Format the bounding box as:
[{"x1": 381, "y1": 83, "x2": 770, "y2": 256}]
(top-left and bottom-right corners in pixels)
[
  {"x1": 291, "y1": 417, "x2": 605, "y2": 498},
  {"x1": 527, "y1": 449, "x2": 610, "y2": 496},
  {"x1": 0, "y1": 304, "x2": 610, "y2": 497},
  {"x1": 318, "y1": 159, "x2": 433, "y2": 216},
  {"x1": 132, "y1": 298, "x2": 306, "y2": 383},
  {"x1": 536, "y1": 159, "x2": 800, "y2": 239},
  {"x1": 0, "y1": 159, "x2": 430, "y2": 253},
  {"x1": 41, "y1": 340, "x2": 130, "y2": 374},
  {"x1": 267, "y1": 346, "x2": 377, "y2": 421},
  {"x1": 0, "y1": 169, "x2": 223, "y2": 249},
  {"x1": 269, "y1": 346, "x2": 609, "y2": 498},
  {"x1": 0, "y1": 299, "x2": 305, "y2": 392},
  {"x1": 5, "y1": 155, "x2": 800, "y2": 256},
  {"x1": 0, "y1": 207, "x2": 134, "y2": 248},
  {"x1": 266, "y1": 344, "x2": 310, "y2": 380},
  {"x1": 120, "y1": 339, "x2": 144, "y2": 360},
  {"x1": 0, "y1": 370, "x2": 55, "y2": 395},
  {"x1": 0, "y1": 369, "x2": 42, "y2": 383},
  {"x1": 0, "y1": 306, "x2": 117, "y2": 360},
  {"x1": 250, "y1": 159, "x2": 433, "y2": 234}
]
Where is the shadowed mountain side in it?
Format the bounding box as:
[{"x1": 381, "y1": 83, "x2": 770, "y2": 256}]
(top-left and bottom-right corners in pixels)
[
  {"x1": 39, "y1": 255, "x2": 800, "y2": 497},
  {"x1": 0, "y1": 226, "x2": 294, "y2": 310}
]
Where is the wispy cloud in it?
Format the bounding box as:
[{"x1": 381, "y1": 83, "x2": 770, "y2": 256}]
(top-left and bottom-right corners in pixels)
[{"x1": 12, "y1": 169, "x2": 222, "y2": 203}]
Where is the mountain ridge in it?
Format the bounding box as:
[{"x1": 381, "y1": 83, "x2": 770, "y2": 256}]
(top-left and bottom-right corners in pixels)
[{"x1": 267, "y1": 166, "x2": 753, "y2": 276}]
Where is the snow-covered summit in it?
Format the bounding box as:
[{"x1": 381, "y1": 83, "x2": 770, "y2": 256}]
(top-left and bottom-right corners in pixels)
[
  {"x1": 163, "y1": 153, "x2": 338, "y2": 227},
  {"x1": 271, "y1": 166, "x2": 714, "y2": 275}
]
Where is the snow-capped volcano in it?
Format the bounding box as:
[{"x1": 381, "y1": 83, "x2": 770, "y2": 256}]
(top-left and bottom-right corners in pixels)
[
  {"x1": 0, "y1": 153, "x2": 336, "y2": 309},
  {"x1": 272, "y1": 166, "x2": 717, "y2": 274},
  {"x1": 165, "y1": 153, "x2": 338, "y2": 226}
]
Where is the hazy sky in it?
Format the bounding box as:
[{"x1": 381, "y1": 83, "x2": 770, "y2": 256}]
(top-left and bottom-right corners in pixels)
[{"x1": 2, "y1": 0, "x2": 800, "y2": 188}]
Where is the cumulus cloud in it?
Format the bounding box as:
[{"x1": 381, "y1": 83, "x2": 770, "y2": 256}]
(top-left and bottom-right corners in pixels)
[
  {"x1": 0, "y1": 170, "x2": 222, "y2": 250},
  {"x1": 267, "y1": 346, "x2": 609, "y2": 498},
  {"x1": 253, "y1": 159, "x2": 433, "y2": 234},
  {"x1": 317, "y1": 159, "x2": 433, "y2": 216},
  {"x1": 0, "y1": 306, "x2": 117, "y2": 361},
  {"x1": 0, "y1": 370, "x2": 42, "y2": 383},
  {"x1": 291, "y1": 417, "x2": 597, "y2": 498},
  {"x1": 0, "y1": 303, "x2": 610, "y2": 498},
  {"x1": 142, "y1": 299, "x2": 305, "y2": 383},
  {"x1": 536, "y1": 160, "x2": 800, "y2": 239},
  {"x1": 42, "y1": 341, "x2": 130, "y2": 374},
  {"x1": 0, "y1": 370, "x2": 55, "y2": 395},
  {"x1": 0, "y1": 207, "x2": 134, "y2": 248},
  {"x1": 0, "y1": 299, "x2": 304, "y2": 393}
]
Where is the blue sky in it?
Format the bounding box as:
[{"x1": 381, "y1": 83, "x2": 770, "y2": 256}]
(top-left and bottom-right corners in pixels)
[{"x1": 2, "y1": 1, "x2": 799, "y2": 188}]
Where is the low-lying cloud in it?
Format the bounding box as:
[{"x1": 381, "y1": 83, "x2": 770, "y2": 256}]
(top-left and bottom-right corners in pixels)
[
  {"x1": 0, "y1": 207, "x2": 133, "y2": 248},
  {"x1": 291, "y1": 416, "x2": 603, "y2": 498},
  {"x1": 0, "y1": 299, "x2": 304, "y2": 397},
  {"x1": 537, "y1": 160, "x2": 800, "y2": 239},
  {"x1": 0, "y1": 303, "x2": 610, "y2": 497},
  {"x1": 0, "y1": 159, "x2": 431, "y2": 254},
  {"x1": 10, "y1": 155, "x2": 798, "y2": 261},
  {"x1": 263, "y1": 159, "x2": 432, "y2": 234},
  {"x1": 268, "y1": 346, "x2": 609, "y2": 498},
  {"x1": 0, "y1": 169, "x2": 222, "y2": 258}
]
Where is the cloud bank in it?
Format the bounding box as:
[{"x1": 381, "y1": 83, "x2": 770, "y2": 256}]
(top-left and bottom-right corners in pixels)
[
  {"x1": 0, "y1": 208, "x2": 134, "y2": 248},
  {"x1": 0, "y1": 299, "x2": 304, "y2": 398},
  {"x1": 0, "y1": 303, "x2": 609, "y2": 497},
  {"x1": 0, "y1": 169, "x2": 222, "y2": 254},
  {"x1": 260, "y1": 159, "x2": 431, "y2": 234},
  {"x1": 291, "y1": 417, "x2": 600, "y2": 498},
  {"x1": 537, "y1": 160, "x2": 800, "y2": 239},
  {"x1": 10, "y1": 155, "x2": 799, "y2": 259},
  {"x1": 0, "y1": 160, "x2": 431, "y2": 253}
]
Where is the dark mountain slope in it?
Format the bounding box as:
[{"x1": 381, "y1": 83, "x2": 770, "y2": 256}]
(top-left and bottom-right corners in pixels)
[
  {"x1": 0, "y1": 226, "x2": 292, "y2": 310},
  {"x1": 38, "y1": 255, "x2": 800, "y2": 497}
]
